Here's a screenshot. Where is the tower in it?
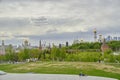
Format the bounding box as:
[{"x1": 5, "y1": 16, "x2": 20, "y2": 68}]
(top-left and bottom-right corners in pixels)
[
  {"x1": 118, "y1": 37, "x2": 120, "y2": 41},
  {"x1": 93, "y1": 28, "x2": 97, "y2": 42},
  {"x1": 39, "y1": 40, "x2": 42, "y2": 50},
  {"x1": 99, "y1": 34, "x2": 102, "y2": 43},
  {"x1": 0, "y1": 40, "x2": 5, "y2": 55},
  {"x1": 0, "y1": 33, "x2": 5, "y2": 55}
]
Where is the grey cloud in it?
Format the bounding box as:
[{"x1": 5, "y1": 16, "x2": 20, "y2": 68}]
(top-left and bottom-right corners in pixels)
[
  {"x1": 13, "y1": 25, "x2": 120, "y2": 40},
  {"x1": 0, "y1": 17, "x2": 30, "y2": 28},
  {"x1": 26, "y1": 27, "x2": 120, "y2": 42},
  {"x1": 48, "y1": 18, "x2": 83, "y2": 27},
  {"x1": 1, "y1": 0, "x2": 63, "y2": 3},
  {"x1": 98, "y1": 26, "x2": 120, "y2": 35},
  {"x1": 16, "y1": 31, "x2": 92, "y2": 41},
  {"x1": 46, "y1": 28, "x2": 58, "y2": 33},
  {"x1": 32, "y1": 17, "x2": 84, "y2": 27}
]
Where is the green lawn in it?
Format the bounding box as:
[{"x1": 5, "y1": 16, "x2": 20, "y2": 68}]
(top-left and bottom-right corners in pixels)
[{"x1": 0, "y1": 62, "x2": 120, "y2": 80}]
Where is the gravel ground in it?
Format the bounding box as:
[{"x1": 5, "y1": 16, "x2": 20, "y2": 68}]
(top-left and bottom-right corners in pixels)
[{"x1": 0, "y1": 73, "x2": 118, "y2": 80}]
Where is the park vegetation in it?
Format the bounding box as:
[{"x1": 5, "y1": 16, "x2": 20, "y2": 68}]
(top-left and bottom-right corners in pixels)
[
  {"x1": 0, "y1": 41, "x2": 120, "y2": 63},
  {"x1": 0, "y1": 41, "x2": 120, "y2": 79}
]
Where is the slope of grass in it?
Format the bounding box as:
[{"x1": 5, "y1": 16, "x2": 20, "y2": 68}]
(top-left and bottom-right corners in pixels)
[{"x1": 0, "y1": 62, "x2": 120, "y2": 79}]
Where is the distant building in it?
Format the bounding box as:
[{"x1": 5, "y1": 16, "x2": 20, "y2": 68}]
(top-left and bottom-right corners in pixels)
[
  {"x1": 105, "y1": 36, "x2": 120, "y2": 42},
  {"x1": 106, "y1": 35, "x2": 112, "y2": 42},
  {"x1": 118, "y1": 37, "x2": 120, "y2": 41},
  {"x1": 73, "y1": 40, "x2": 80, "y2": 44},
  {"x1": 101, "y1": 38, "x2": 110, "y2": 53},
  {"x1": 80, "y1": 39, "x2": 84, "y2": 43},
  {"x1": 113, "y1": 37, "x2": 117, "y2": 41},
  {"x1": 66, "y1": 41, "x2": 69, "y2": 47},
  {"x1": 22, "y1": 40, "x2": 30, "y2": 49},
  {"x1": 59, "y1": 44, "x2": 62, "y2": 48},
  {"x1": 98, "y1": 35, "x2": 102, "y2": 43},
  {"x1": 0, "y1": 40, "x2": 6, "y2": 55},
  {"x1": 48, "y1": 43, "x2": 51, "y2": 49}
]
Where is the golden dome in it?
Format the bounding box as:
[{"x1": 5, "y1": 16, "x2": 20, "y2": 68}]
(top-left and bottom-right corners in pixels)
[{"x1": 93, "y1": 29, "x2": 97, "y2": 33}]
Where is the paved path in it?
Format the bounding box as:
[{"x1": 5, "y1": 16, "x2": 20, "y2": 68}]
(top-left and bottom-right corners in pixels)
[{"x1": 0, "y1": 73, "x2": 118, "y2": 80}]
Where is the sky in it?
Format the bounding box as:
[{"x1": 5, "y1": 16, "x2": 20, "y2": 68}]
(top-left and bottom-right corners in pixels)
[{"x1": 0, "y1": 0, "x2": 120, "y2": 46}]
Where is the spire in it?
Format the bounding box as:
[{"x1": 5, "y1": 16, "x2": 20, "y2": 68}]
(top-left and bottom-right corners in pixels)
[
  {"x1": 93, "y1": 28, "x2": 97, "y2": 42},
  {"x1": 2, "y1": 40, "x2": 4, "y2": 46},
  {"x1": 0, "y1": 40, "x2": 5, "y2": 55}
]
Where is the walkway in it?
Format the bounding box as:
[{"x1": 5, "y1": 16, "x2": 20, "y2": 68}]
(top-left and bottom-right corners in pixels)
[{"x1": 0, "y1": 73, "x2": 118, "y2": 80}]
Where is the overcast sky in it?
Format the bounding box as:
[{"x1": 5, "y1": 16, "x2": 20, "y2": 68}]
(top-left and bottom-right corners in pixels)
[{"x1": 0, "y1": 0, "x2": 120, "y2": 46}]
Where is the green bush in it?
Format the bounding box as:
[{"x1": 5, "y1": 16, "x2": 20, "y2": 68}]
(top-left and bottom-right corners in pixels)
[{"x1": 65, "y1": 52, "x2": 101, "y2": 62}]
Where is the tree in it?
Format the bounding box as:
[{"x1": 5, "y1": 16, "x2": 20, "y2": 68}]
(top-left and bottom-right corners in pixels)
[
  {"x1": 50, "y1": 46, "x2": 57, "y2": 61},
  {"x1": 29, "y1": 49, "x2": 40, "y2": 59},
  {"x1": 18, "y1": 49, "x2": 30, "y2": 61},
  {"x1": 5, "y1": 52, "x2": 18, "y2": 63},
  {"x1": 5, "y1": 45, "x2": 18, "y2": 62},
  {"x1": 0, "y1": 55, "x2": 5, "y2": 62},
  {"x1": 59, "y1": 47, "x2": 66, "y2": 61}
]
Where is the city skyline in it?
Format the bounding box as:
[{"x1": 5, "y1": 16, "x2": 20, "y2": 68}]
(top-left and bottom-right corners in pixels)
[{"x1": 0, "y1": 0, "x2": 120, "y2": 45}]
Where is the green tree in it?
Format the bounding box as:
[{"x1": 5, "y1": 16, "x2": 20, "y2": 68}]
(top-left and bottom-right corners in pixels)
[
  {"x1": 59, "y1": 47, "x2": 66, "y2": 61},
  {"x1": 18, "y1": 49, "x2": 30, "y2": 61},
  {"x1": 29, "y1": 49, "x2": 40, "y2": 59}
]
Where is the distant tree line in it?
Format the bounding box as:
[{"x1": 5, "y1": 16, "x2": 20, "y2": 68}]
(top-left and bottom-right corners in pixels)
[
  {"x1": 69, "y1": 42, "x2": 101, "y2": 51},
  {"x1": 69, "y1": 41, "x2": 120, "y2": 52},
  {"x1": 107, "y1": 41, "x2": 120, "y2": 51}
]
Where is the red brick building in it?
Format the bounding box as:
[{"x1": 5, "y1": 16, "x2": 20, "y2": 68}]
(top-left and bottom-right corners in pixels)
[{"x1": 101, "y1": 38, "x2": 110, "y2": 52}]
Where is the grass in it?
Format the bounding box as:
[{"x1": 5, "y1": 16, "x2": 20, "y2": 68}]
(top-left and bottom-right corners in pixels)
[
  {"x1": 0, "y1": 61, "x2": 120, "y2": 80},
  {"x1": 105, "y1": 63, "x2": 120, "y2": 68}
]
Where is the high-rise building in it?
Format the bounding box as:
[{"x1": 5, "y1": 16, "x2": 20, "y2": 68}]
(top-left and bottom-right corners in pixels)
[
  {"x1": 113, "y1": 37, "x2": 117, "y2": 41},
  {"x1": 106, "y1": 35, "x2": 112, "y2": 42},
  {"x1": 66, "y1": 41, "x2": 69, "y2": 47},
  {"x1": 118, "y1": 37, "x2": 120, "y2": 41},
  {"x1": 108, "y1": 36, "x2": 112, "y2": 41},
  {"x1": 59, "y1": 44, "x2": 62, "y2": 48}
]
